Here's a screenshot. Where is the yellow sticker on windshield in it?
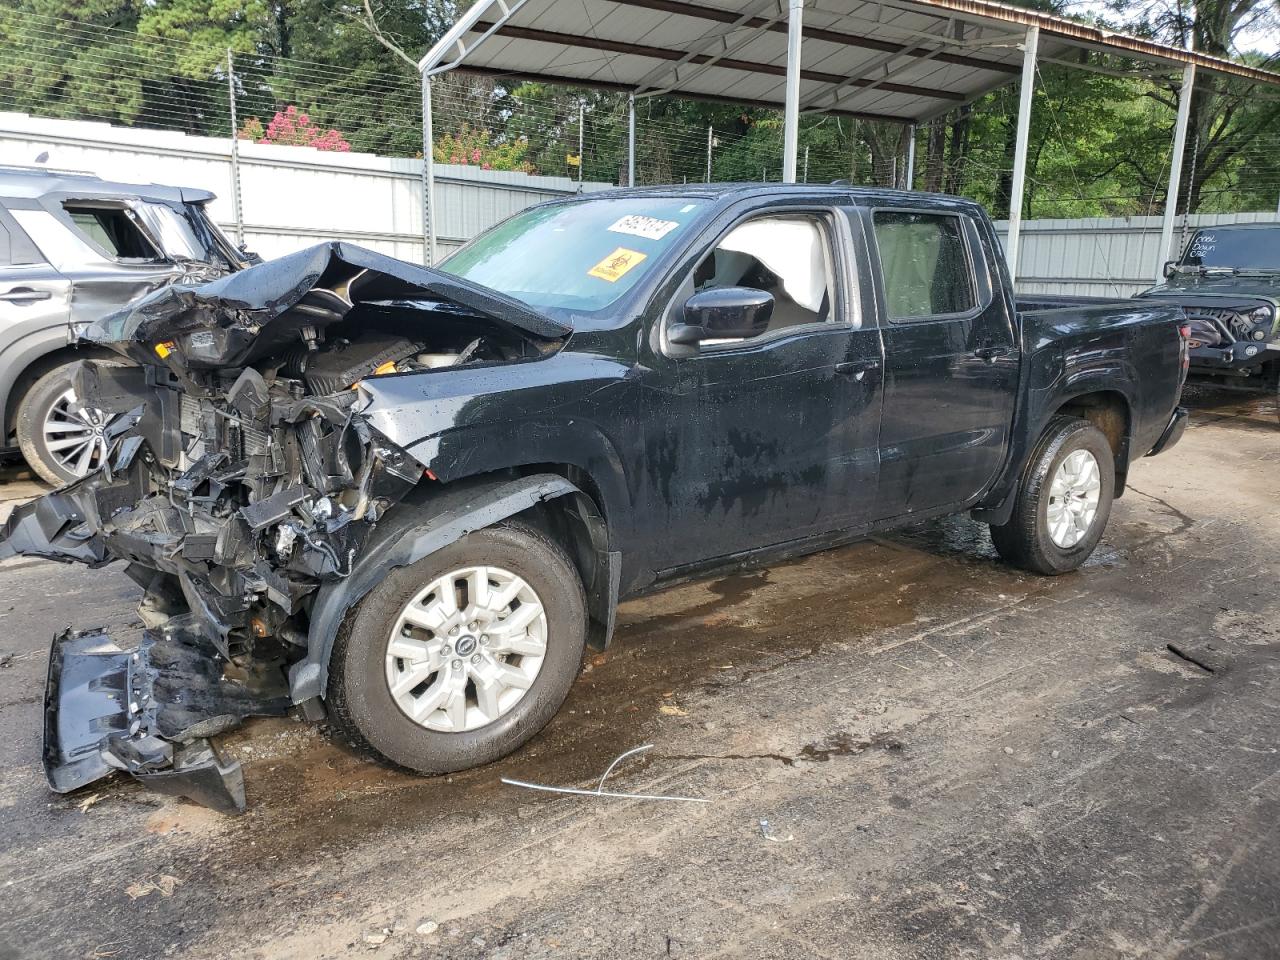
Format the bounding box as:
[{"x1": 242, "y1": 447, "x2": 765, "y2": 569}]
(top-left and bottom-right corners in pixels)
[{"x1": 588, "y1": 247, "x2": 647, "y2": 283}]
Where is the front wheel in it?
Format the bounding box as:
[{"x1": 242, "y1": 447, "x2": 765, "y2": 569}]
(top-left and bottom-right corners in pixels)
[
  {"x1": 15, "y1": 363, "x2": 112, "y2": 486},
  {"x1": 326, "y1": 521, "x2": 587, "y2": 773},
  {"x1": 989, "y1": 416, "x2": 1115, "y2": 575}
]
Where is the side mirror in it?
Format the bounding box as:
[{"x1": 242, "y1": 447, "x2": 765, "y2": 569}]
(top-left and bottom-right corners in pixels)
[
  {"x1": 1163, "y1": 260, "x2": 1177, "y2": 279},
  {"x1": 668, "y1": 286, "x2": 774, "y2": 346}
]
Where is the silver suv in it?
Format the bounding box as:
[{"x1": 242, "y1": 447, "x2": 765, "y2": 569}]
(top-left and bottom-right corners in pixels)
[{"x1": 0, "y1": 165, "x2": 246, "y2": 484}]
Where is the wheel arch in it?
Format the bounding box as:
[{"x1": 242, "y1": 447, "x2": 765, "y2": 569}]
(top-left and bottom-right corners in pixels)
[
  {"x1": 1047, "y1": 389, "x2": 1132, "y2": 497},
  {"x1": 3, "y1": 343, "x2": 117, "y2": 443},
  {"x1": 290, "y1": 471, "x2": 618, "y2": 706}
]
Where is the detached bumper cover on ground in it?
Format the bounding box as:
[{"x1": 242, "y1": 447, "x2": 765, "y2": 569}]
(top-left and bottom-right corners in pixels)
[{"x1": 1, "y1": 243, "x2": 568, "y2": 810}]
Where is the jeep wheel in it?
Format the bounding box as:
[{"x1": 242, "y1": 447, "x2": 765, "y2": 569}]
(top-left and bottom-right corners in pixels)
[
  {"x1": 989, "y1": 416, "x2": 1115, "y2": 575},
  {"x1": 15, "y1": 363, "x2": 110, "y2": 487},
  {"x1": 326, "y1": 521, "x2": 587, "y2": 773}
]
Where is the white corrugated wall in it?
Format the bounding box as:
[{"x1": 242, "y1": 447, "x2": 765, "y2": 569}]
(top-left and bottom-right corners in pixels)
[
  {"x1": 0, "y1": 112, "x2": 611, "y2": 262},
  {"x1": 994, "y1": 212, "x2": 1280, "y2": 298},
  {"x1": 2, "y1": 111, "x2": 1275, "y2": 289}
]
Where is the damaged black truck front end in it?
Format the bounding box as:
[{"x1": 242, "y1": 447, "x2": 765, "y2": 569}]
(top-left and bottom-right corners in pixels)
[{"x1": 2, "y1": 242, "x2": 572, "y2": 812}]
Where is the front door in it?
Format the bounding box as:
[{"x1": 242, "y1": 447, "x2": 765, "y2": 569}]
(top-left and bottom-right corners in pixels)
[
  {"x1": 863, "y1": 206, "x2": 1019, "y2": 520},
  {"x1": 641, "y1": 206, "x2": 884, "y2": 573}
]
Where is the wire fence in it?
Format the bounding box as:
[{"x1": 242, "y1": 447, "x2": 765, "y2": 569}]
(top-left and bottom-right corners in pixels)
[{"x1": 2, "y1": 9, "x2": 1278, "y2": 222}]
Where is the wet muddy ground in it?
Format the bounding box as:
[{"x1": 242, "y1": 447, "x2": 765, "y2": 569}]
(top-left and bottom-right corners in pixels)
[{"x1": 1, "y1": 388, "x2": 1277, "y2": 959}]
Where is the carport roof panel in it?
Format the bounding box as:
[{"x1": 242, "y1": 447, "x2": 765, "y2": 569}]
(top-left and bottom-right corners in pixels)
[{"x1": 422, "y1": 0, "x2": 1280, "y2": 123}]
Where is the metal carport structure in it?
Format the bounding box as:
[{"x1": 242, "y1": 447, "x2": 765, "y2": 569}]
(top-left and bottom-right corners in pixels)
[{"x1": 416, "y1": 0, "x2": 1280, "y2": 282}]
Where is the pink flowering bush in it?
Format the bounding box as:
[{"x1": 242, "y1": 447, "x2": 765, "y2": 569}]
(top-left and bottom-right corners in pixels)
[
  {"x1": 239, "y1": 106, "x2": 351, "y2": 152},
  {"x1": 433, "y1": 124, "x2": 532, "y2": 172}
]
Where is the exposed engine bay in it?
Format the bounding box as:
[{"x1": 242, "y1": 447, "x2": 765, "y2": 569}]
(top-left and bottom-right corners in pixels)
[{"x1": 1, "y1": 243, "x2": 569, "y2": 812}]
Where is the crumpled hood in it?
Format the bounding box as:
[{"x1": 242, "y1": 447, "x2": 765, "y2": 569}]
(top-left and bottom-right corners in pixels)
[{"x1": 85, "y1": 241, "x2": 570, "y2": 369}]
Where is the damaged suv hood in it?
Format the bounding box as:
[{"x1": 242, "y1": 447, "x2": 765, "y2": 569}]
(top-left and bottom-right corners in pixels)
[{"x1": 87, "y1": 241, "x2": 570, "y2": 369}]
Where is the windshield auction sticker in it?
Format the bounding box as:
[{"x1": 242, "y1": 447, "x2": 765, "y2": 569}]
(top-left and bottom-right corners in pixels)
[
  {"x1": 608, "y1": 215, "x2": 679, "y2": 241},
  {"x1": 589, "y1": 247, "x2": 647, "y2": 282}
]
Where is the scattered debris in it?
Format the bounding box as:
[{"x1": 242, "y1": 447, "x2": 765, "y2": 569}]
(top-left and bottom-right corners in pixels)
[
  {"x1": 124, "y1": 875, "x2": 182, "y2": 900},
  {"x1": 362, "y1": 929, "x2": 392, "y2": 948},
  {"x1": 1002, "y1": 746, "x2": 1014, "y2": 755},
  {"x1": 77, "y1": 793, "x2": 104, "y2": 814},
  {"x1": 415, "y1": 921, "x2": 439, "y2": 937},
  {"x1": 759, "y1": 819, "x2": 794, "y2": 843},
  {"x1": 659, "y1": 704, "x2": 688, "y2": 717},
  {"x1": 501, "y1": 745, "x2": 710, "y2": 804}
]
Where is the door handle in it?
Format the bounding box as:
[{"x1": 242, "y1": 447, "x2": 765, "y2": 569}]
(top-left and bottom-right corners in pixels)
[
  {"x1": 974, "y1": 344, "x2": 1011, "y2": 361},
  {"x1": 834, "y1": 358, "x2": 881, "y2": 377},
  {"x1": 0, "y1": 287, "x2": 53, "y2": 304}
]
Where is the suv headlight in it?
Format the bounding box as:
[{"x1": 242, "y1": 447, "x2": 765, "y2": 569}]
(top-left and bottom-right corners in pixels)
[{"x1": 1246, "y1": 305, "x2": 1275, "y2": 340}]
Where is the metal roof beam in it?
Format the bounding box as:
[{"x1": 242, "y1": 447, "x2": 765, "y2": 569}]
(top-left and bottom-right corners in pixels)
[
  {"x1": 800, "y1": 19, "x2": 955, "y2": 112},
  {"x1": 419, "y1": 0, "x2": 533, "y2": 74},
  {"x1": 456, "y1": 64, "x2": 916, "y2": 122},
  {"x1": 473, "y1": 21, "x2": 968, "y2": 100},
  {"x1": 606, "y1": 0, "x2": 1020, "y2": 73},
  {"x1": 877, "y1": 0, "x2": 1280, "y2": 84},
  {"x1": 631, "y1": 0, "x2": 785, "y2": 97}
]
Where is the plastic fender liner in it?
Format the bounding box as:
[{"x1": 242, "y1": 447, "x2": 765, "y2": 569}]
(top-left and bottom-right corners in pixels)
[
  {"x1": 44, "y1": 624, "x2": 290, "y2": 814},
  {"x1": 289, "y1": 473, "x2": 618, "y2": 703}
]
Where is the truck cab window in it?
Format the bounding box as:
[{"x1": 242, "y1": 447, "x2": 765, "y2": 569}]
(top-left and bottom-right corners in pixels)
[
  {"x1": 872, "y1": 211, "x2": 974, "y2": 319},
  {"x1": 693, "y1": 215, "x2": 832, "y2": 333},
  {"x1": 64, "y1": 204, "x2": 159, "y2": 260}
]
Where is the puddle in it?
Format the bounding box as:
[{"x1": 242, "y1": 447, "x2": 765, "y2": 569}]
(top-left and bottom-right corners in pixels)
[
  {"x1": 798, "y1": 731, "x2": 905, "y2": 763},
  {"x1": 101, "y1": 514, "x2": 1064, "y2": 865}
]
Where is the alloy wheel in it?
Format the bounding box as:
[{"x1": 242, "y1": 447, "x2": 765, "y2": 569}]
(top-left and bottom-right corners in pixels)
[
  {"x1": 384, "y1": 565, "x2": 548, "y2": 732},
  {"x1": 1046, "y1": 448, "x2": 1102, "y2": 548},
  {"x1": 43, "y1": 388, "x2": 109, "y2": 479}
]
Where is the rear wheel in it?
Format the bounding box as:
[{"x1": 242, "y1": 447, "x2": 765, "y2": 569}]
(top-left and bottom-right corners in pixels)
[
  {"x1": 989, "y1": 416, "x2": 1115, "y2": 575},
  {"x1": 15, "y1": 363, "x2": 110, "y2": 486},
  {"x1": 326, "y1": 521, "x2": 587, "y2": 773}
]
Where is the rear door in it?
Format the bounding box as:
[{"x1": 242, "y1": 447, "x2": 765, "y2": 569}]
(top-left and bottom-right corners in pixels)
[
  {"x1": 0, "y1": 204, "x2": 71, "y2": 368},
  {"x1": 863, "y1": 205, "x2": 1018, "y2": 520},
  {"x1": 640, "y1": 202, "x2": 884, "y2": 572}
]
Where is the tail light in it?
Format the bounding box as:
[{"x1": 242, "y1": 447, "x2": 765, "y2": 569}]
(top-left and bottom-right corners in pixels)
[{"x1": 1177, "y1": 323, "x2": 1190, "y2": 380}]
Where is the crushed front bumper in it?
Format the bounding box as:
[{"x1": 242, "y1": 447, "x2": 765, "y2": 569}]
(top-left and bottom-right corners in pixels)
[{"x1": 44, "y1": 622, "x2": 290, "y2": 813}]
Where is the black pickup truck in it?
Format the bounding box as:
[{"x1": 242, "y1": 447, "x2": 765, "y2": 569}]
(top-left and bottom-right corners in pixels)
[
  {"x1": 1138, "y1": 223, "x2": 1280, "y2": 390},
  {"x1": 1, "y1": 185, "x2": 1188, "y2": 811}
]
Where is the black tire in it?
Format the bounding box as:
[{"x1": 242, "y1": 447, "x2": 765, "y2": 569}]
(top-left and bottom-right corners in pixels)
[
  {"x1": 989, "y1": 416, "x2": 1115, "y2": 575},
  {"x1": 326, "y1": 521, "x2": 587, "y2": 774},
  {"x1": 15, "y1": 363, "x2": 97, "y2": 487}
]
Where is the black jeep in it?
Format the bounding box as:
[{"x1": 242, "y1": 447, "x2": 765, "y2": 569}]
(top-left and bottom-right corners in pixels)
[{"x1": 1139, "y1": 223, "x2": 1280, "y2": 391}]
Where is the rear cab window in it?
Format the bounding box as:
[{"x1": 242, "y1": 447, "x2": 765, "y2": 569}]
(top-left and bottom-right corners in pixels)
[{"x1": 871, "y1": 210, "x2": 977, "y2": 320}]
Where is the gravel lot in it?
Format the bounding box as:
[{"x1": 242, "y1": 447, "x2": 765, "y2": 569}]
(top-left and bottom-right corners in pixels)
[{"x1": 0, "y1": 387, "x2": 1277, "y2": 960}]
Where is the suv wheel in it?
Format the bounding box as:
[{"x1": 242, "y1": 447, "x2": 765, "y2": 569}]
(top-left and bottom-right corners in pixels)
[
  {"x1": 989, "y1": 416, "x2": 1115, "y2": 575},
  {"x1": 15, "y1": 364, "x2": 110, "y2": 486},
  {"x1": 326, "y1": 521, "x2": 587, "y2": 773}
]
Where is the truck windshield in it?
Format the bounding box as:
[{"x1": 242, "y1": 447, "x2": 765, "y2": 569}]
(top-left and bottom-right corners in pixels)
[
  {"x1": 1180, "y1": 227, "x2": 1280, "y2": 271},
  {"x1": 439, "y1": 197, "x2": 704, "y2": 313}
]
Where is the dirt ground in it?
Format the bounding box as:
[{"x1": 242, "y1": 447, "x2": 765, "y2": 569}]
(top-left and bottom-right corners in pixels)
[{"x1": 0, "y1": 387, "x2": 1277, "y2": 960}]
